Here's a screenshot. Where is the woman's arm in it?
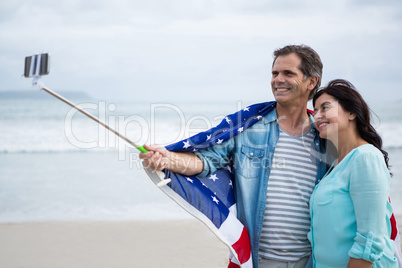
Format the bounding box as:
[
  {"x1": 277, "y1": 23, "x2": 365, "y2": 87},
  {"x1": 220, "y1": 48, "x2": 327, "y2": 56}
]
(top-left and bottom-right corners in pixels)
[
  {"x1": 348, "y1": 149, "x2": 390, "y2": 262},
  {"x1": 348, "y1": 258, "x2": 373, "y2": 268}
]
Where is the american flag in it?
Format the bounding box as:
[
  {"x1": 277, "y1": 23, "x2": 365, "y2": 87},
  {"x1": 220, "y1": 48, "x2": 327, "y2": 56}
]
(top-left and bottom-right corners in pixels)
[{"x1": 152, "y1": 101, "x2": 276, "y2": 268}]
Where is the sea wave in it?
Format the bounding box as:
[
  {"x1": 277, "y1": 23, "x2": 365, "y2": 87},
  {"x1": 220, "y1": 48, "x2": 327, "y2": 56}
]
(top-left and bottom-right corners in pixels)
[
  {"x1": 2, "y1": 144, "x2": 402, "y2": 154},
  {"x1": 377, "y1": 123, "x2": 402, "y2": 149},
  {"x1": 2, "y1": 124, "x2": 402, "y2": 153},
  {"x1": 2, "y1": 98, "x2": 402, "y2": 154},
  {"x1": 0, "y1": 148, "x2": 114, "y2": 154},
  {"x1": 0, "y1": 202, "x2": 193, "y2": 223}
]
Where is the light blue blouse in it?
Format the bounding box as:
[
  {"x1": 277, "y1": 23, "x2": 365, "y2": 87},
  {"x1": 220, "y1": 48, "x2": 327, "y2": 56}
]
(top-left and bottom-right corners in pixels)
[{"x1": 308, "y1": 144, "x2": 398, "y2": 267}]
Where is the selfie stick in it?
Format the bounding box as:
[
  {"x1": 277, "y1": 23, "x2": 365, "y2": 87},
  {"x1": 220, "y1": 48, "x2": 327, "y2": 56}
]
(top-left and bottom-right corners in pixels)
[{"x1": 27, "y1": 55, "x2": 171, "y2": 187}]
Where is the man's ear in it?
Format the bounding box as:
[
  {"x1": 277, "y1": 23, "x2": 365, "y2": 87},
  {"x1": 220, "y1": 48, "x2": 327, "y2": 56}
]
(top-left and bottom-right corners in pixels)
[{"x1": 308, "y1": 76, "x2": 319, "y2": 90}]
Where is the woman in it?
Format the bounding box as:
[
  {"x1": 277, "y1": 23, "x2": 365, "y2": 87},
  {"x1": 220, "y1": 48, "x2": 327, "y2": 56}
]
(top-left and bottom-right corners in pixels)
[{"x1": 309, "y1": 79, "x2": 398, "y2": 267}]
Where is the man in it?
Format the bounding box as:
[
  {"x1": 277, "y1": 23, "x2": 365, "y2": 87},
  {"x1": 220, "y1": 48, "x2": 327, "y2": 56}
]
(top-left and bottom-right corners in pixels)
[{"x1": 139, "y1": 45, "x2": 330, "y2": 268}]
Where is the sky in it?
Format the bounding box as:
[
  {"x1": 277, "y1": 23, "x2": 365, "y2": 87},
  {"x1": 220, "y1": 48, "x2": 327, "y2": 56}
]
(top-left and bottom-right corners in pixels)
[{"x1": 1, "y1": 0, "x2": 402, "y2": 105}]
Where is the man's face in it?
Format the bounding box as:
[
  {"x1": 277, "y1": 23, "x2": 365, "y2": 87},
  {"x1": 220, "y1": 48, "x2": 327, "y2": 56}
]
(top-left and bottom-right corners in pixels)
[{"x1": 271, "y1": 53, "x2": 313, "y2": 105}]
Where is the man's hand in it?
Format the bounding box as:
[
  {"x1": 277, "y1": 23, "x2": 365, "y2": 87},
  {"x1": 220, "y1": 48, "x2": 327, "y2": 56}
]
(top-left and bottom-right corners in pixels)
[
  {"x1": 139, "y1": 144, "x2": 170, "y2": 171},
  {"x1": 138, "y1": 144, "x2": 204, "y2": 176}
]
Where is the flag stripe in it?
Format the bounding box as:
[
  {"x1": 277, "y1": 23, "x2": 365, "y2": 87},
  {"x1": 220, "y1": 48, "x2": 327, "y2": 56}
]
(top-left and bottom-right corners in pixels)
[
  {"x1": 219, "y1": 212, "x2": 244, "y2": 244},
  {"x1": 232, "y1": 227, "x2": 252, "y2": 264},
  {"x1": 228, "y1": 261, "x2": 241, "y2": 268}
]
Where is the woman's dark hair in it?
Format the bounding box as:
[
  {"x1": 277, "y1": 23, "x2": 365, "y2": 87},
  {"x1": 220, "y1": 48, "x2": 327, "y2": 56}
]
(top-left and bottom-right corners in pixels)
[{"x1": 313, "y1": 79, "x2": 391, "y2": 173}]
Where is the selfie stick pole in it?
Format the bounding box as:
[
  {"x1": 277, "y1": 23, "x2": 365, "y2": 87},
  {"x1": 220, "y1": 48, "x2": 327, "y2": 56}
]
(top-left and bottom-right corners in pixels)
[
  {"x1": 43, "y1": 85, "x2": 148, "y2": 151},
  {"x1": 31, "y1": 77, "x2": 171, "y2": 187}
]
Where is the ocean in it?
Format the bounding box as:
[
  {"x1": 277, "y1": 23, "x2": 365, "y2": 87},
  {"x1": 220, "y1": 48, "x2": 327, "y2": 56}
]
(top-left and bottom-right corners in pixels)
[{"x1": 1, "y1": 93, "x2": 401, "y2": 222}]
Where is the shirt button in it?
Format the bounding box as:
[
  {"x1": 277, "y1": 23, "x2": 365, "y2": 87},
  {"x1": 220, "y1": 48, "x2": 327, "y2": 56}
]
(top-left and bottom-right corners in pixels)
[{"x1": 250, "y1": 152, "x2": 254, "y2": 156}]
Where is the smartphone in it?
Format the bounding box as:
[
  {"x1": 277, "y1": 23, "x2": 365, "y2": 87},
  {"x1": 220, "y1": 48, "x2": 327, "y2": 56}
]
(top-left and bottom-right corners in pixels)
[{"x1": 24, "y1": 53, "x2": 49, "y2": 77}]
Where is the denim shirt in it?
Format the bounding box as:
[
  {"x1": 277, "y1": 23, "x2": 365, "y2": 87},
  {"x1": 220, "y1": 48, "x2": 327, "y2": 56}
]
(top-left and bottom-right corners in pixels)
[{"x1": 195, "y1": 108, "x2": 330, "y2": 267}]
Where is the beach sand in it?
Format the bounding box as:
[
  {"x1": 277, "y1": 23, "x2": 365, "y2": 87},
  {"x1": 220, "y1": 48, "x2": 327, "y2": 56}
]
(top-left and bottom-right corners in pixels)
[
  {"x1": 0, "y1": 217, "x2": 401, "y2": 268},
  {"x1": 0, "y1": 220, "x2": 229, "y2": 268}
]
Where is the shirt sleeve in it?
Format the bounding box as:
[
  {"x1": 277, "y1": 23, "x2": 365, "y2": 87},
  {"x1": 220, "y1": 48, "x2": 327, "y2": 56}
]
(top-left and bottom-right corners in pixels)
[
  {"x1": 348, "y1": 149, "x2": 391, "y2": 262},
  {"x1": 194, "y1": 139, "x2": 234, "y2": 178}
]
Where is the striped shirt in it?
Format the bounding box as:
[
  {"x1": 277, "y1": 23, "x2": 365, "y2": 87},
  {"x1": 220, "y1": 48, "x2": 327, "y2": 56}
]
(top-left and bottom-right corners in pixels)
[{"x1": 259, "y1": 127, "x2": 317, "y2": 262}]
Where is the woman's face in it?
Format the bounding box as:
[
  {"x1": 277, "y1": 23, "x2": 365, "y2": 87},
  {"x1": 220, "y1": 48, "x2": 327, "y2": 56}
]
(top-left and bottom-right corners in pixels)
[{"x1": 313, "y1": 93, "x2": 355, "y2": 142}]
